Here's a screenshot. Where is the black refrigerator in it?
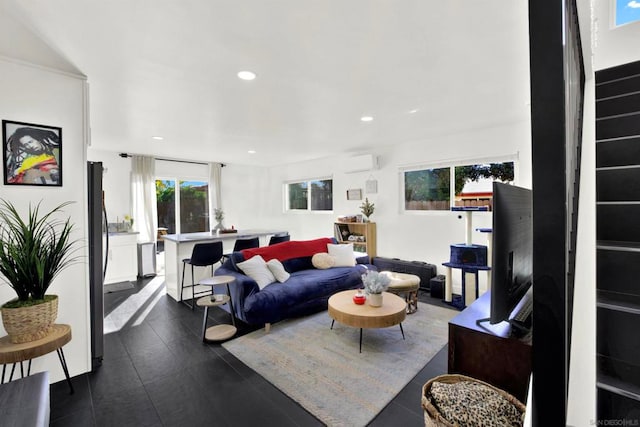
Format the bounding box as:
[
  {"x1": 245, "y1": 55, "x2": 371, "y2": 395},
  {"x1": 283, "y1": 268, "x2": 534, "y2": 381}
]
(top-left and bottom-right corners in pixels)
[{"x1": 88, "y1": 161, "x2": 107, "y2": 370}]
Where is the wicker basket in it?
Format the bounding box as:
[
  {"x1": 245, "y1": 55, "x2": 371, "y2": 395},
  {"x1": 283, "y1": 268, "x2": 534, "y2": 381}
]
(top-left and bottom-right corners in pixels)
[
  {"x1": 421, "y1": 374, "x2": 526, "y2": 427},
  {"x1": 1, "y1": 295, "x2": 58, "y2": 343}
]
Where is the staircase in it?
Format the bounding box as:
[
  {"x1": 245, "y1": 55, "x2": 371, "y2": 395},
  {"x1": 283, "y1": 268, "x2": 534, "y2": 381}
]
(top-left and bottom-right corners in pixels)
[{"x1": 596, "y1": 59, "x2": 640, "y2": 418}]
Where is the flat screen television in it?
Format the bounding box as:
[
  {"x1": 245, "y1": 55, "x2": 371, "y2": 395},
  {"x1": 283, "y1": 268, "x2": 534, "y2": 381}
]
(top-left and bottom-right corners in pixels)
[{"x1": 489, "y1": 182, "x2": 533, "y2": 326}]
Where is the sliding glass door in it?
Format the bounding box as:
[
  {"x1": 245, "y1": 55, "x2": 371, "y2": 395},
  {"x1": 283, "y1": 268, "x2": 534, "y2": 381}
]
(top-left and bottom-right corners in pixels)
[
  {"x1": 156, "y1": 179, "x2": 209, "y2": 235},
  {"x1": 179, "y1": 180, "x2": 208, "y2": 233}
]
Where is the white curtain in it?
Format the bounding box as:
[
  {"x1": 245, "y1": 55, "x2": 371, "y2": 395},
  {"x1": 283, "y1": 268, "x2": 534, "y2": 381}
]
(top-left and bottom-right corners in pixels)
[
  {"x1": 208, "y1": 162, "x2": 222, "y2": 230},
  {"x1": 131, "y1": 156, "x2": 157, "y2": 243}
]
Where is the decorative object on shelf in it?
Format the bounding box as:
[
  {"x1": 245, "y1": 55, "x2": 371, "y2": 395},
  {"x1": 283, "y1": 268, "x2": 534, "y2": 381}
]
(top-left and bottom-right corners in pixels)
[
  {"x1": 359, "y1": 197, "x2": 375, "y2": 222},
  {"x1": 361, "y1": 270, "x2": 390, "y2": 307},
  {"x1": 123, "y1": 214, "x2": 134, "y2": 231},
  {"x1": 335, "y1": 223, "x2": 351, "y2": 241},
  {"x1": 0, "y1": 199, "x2": 80, "y2": 343},
  {"x1": 213, "y1": 208, "x2": 225, "y2": 231},
  {"x1": 347, "y1": 188, "x2": 363, "y2": 201},
  {"x1": 352, "y1": 289, "x2": 366, "y2": 305},
  {"x1": 219, "y1": 227, "x2": 238, "y2": 234}
]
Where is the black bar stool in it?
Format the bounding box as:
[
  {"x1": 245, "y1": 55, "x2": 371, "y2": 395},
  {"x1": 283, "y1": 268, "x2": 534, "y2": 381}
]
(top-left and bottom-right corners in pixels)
[
  {"x1": 222, "y1": 236, "x2": 259, "y2": 262},
  {"x1": 268, "y1": 233, "x2": 290, "y2": 246},
  {"x1": 180, "y1": 241, "x2": 223, "y2": 310}
]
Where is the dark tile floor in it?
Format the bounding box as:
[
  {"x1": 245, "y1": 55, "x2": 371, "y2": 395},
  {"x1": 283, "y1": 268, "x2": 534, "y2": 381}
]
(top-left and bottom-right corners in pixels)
[{"x1": 49, "y1": 278, "x2": 454, "y2": 427}]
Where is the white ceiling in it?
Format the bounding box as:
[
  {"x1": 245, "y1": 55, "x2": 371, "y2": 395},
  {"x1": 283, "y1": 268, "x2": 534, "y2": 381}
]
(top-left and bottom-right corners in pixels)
[{"x1": 5, "y1": 1, "x2": 535, "y2": 166}]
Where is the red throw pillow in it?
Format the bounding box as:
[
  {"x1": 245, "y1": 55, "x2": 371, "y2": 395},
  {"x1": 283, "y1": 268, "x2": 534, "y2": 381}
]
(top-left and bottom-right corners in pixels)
[{"x1": 241, "y1": 237, "x2": 332, "y2": 262}]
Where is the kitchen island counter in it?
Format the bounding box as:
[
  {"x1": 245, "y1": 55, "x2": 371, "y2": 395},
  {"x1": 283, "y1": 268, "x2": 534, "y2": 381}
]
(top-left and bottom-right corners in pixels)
[{"x1": 163, "y1": 229, "x2": 287, "y2": 301}]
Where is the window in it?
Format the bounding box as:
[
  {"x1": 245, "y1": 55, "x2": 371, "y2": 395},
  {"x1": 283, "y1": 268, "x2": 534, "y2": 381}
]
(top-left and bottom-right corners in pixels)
[
  {"x1": 404, "y1": 167, "x2": 451, "y2": 211},
  {"x1": 179, "y1": 180, "x2": 209, "y2": 233},
  {"x1": 615, "y1": 0, "x2": 640, "y2": 27},
  {"x1": 286, "y1": 178, "x2": 333, "y2": 211},
  {"x1": 403, "y1": 161, "x2": 514, "y2": 212},
  {"x1": 156, "y1": 180, "x2": 176, "y2": 233},
  {"x1": 156, "y1": 179, "x2": 209, "y2": 234}
]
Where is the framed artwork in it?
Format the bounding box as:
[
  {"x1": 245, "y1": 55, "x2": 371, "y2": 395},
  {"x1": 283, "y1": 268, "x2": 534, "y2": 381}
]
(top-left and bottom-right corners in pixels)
[
  {"x1": 347, "y1": 188, "x2": 362, "y2": 200},
  {"x1": 365, "y1": 179, "x2": 378, "y2": 194},
  {"x1": 2, "y1": 120, "x2": 62, "y2": 186}
]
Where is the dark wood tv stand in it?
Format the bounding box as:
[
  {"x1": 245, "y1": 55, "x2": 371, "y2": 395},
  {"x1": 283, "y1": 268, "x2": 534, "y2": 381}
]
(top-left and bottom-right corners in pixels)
[{"x1": 448, "y1": 290, "x2": 532, "y2": 403}]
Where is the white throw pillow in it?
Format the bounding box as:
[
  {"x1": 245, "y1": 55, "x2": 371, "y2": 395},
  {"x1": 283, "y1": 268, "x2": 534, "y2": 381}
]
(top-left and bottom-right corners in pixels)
[
  {"x1": 312, "y1": 252, "x2": 336, "y2": 269},
  {"x1": 327, "y1": 243, "x2": 356, "y2": 267},
  {"x1": 236, "y1": 255, "x2": 276, "y2": 290},
  {"x1": 266, "y1": 259, "x2": 290, "y2": 283}
]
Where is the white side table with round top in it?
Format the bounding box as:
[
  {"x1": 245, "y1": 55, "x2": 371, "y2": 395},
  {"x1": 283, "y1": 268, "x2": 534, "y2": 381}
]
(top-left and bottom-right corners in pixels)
[{"x1": 196, "y1": 275, "x2": 237, "y2": 342}]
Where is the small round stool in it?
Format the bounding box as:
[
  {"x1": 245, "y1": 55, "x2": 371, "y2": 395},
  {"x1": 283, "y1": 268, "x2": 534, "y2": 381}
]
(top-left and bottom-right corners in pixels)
[
  {"x1": 197, "y1": 275, "x2": 237, "y2": 342},
  {"x1": 380, "y1": 271, "x2": 420, "y2": 314}
]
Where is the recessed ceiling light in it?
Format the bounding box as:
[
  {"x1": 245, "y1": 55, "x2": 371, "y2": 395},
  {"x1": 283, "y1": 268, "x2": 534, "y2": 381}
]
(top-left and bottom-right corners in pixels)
[
  {"x1": 151, "y1": 136, "x2": 164, "y2": 140},
  {"x1": 238, "y1": 71, "x2": 257, "y2": 81},
  {"x1": 248, "y1": 150, "x2": 256, "y2": 154},
  {"x1": 360, "y1": 116, "x2": 374, "y2": 122},
  {"x1": 409, "y1": 109, "x2": 419, "y2": 114}
]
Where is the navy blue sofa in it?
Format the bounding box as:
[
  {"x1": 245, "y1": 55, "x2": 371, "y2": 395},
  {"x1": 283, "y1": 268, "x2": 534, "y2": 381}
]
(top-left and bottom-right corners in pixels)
[{"x1": 213, "y1": 238, "x2": 375, "y2": 328}]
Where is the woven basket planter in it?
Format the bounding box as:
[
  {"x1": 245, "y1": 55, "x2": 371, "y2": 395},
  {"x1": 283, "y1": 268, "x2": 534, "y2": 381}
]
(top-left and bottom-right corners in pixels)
[
  {"x1": 1, "y1": 295, "x2": 59, "y2": 344},
  {"x1": 421, "y1": 374, "x2": 526, "y2": 427}
]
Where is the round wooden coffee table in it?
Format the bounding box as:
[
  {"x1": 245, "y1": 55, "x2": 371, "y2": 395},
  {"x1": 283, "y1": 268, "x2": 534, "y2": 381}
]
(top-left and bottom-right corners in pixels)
[{"x1": 328, "y1": 290, "x2": 407, "y2": 353}]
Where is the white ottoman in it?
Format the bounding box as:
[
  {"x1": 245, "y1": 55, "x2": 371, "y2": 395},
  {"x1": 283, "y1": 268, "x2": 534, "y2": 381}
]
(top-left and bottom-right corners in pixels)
[{"x1": 380, "y1": 271, "x2": 420, "y2": 314}]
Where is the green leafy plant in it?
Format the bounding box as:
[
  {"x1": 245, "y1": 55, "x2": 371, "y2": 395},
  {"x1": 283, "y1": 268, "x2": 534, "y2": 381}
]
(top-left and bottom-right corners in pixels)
[
  {"x1": 214, "y1": 208, "x2": 224, "y2": 222},
  {"x1": 361, "y1": 270, "x2": 390, "y2": 294},
  {"x1": 360, "y1": 198, "x2": 375, "y2": 218},
  {"x1": 0, "y1": 199, "x2": 80, "y2": 307}
]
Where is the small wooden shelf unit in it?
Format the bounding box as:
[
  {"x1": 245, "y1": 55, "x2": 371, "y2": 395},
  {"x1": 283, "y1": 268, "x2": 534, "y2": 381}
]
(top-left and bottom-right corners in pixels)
[{"x1": 334, "y1": 221, "x2": 377, "y2": 258}]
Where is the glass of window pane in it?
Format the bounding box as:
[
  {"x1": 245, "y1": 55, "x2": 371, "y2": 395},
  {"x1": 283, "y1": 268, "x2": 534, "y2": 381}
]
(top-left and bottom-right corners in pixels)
[
  {"x1": 454, "y1": 162, "x2": 514, "y2": 210},
  {"x1": 310, "y1": 179, "x2": 333, "y2": 211},
  {"x1": 179, "y1": 180, "x2": 209, "y2": 233},
  {"x1": 288, "y1": 182, "x2": 308, "y2": 210},
  {"x1": 156, "y1": 179, "x2": 176, "y2": 234},
  {"x1": 404, "y1": 168, "x2": 451, "y2": 211}
]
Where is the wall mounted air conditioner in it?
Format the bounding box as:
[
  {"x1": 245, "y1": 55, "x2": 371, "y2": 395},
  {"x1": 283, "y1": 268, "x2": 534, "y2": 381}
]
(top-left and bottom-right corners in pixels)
[{"x1": 343, "y1": 154, "x2": 378, "y2": 173}]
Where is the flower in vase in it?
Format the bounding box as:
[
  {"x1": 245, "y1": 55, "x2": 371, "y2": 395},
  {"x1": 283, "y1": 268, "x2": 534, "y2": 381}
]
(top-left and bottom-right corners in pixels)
[{"x1": 361, "y1": 270, "x2": 390, "y2": 294}]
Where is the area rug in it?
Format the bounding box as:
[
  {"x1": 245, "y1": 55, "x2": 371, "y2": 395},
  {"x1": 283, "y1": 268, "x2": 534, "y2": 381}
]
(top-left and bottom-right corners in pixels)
[{"x1": 222, "y1": 302, "x2": 458, "y2": 427}]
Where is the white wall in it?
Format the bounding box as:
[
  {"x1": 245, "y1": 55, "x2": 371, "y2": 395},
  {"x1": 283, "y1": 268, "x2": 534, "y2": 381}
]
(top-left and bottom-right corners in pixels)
[
  {"x1": 566, "y1": 74, "x2": 597, "y2": 427},
  {"x1": 0, "y1": 58, "x2": 90, "y2": 383},
  {"x1": 88, "y1": 119, "x2": 532, "y2": 296},
  {"x1": 87, "y1": 149, "x2": 131, "y2": 224},
  {"x1": 593, "y1": 0, "x2": 640, "y2": 71},
  {"x1": 85, "y1": 154, "x2": 276, "y2": 236},
  {"x1": 564, "y1": 2, "x2": 598, "y2": 424},
  {"x1": 265, "y1": 120, "x2": 532, "y2": 294}
]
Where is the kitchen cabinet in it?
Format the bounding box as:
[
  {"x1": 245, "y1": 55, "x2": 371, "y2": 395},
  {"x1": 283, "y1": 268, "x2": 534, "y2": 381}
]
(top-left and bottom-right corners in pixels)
[{"x1": 104, "y1": 232, "x2": 138, "y2": 284}]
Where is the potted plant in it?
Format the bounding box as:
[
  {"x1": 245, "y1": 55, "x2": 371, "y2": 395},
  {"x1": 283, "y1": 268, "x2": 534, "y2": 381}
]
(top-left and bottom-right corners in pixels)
[
  {"x1": 360, "y1": 198, "x2": 375, "y2": 222},
  {"x1": 361, "y1": 270, "x2": 390, "y2": 307},
  {"x1": 0, "y1": 199, "x2": 79, "y2": 343},
  {"x1": 213, "y1": 208, "x2": 225, "y2": 231}
]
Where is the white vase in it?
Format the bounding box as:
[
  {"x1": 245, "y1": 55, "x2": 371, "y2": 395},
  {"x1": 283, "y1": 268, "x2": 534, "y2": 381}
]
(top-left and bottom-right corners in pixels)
[{"x1": 368, "y1": 293, "x2": 383, "y2": 307}]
